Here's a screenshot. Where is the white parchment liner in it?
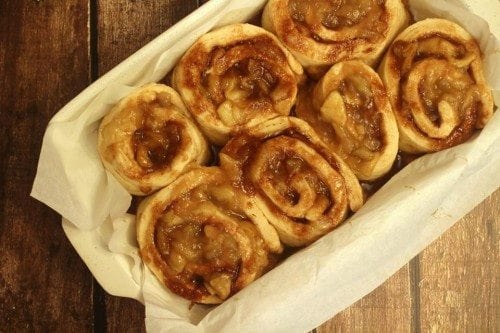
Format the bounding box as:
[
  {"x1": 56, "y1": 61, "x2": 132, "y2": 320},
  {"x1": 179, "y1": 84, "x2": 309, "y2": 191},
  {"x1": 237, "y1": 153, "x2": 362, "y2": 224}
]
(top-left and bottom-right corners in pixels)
[{"x1": 31, "y1": 0, "x2": 500, "y2": 332}]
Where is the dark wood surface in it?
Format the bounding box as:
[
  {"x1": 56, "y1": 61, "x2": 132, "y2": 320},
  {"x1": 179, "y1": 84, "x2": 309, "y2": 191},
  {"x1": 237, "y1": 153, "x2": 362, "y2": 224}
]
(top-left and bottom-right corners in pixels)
[{"x1": 0, "y1": 1, "x2": 498, "y2": 332}]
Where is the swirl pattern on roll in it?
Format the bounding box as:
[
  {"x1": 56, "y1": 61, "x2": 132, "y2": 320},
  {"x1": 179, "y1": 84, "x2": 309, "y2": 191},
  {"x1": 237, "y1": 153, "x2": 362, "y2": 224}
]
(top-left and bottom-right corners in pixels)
[
  {"x1": 379, "y1": 19, "x2": 494, "y2": 153},
  {"x1": 98, "y1": 84, "x2": 210, "y2": 195},
  {"x1": 137, "y1": 167, "x2": 279, "y2": 304},
  {"x1": 297, "y1": 60, "x2": 399, "y2": 181},
  {"x1": 172, "y1": 23, "x2": 304, "y2": 145},
  {"x1": 220, "y1": 116, "x2": 364, "y2": 247},
  {"x1": 262, "y1": 0, "x2": 409, "y2": 77}
]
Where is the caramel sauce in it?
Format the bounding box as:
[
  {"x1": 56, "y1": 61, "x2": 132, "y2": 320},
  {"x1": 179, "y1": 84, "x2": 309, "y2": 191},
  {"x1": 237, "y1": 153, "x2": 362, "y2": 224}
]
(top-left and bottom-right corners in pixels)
[
  {"x1": 132, "y1": 121, "x2": 183, "y2": 174},
  {"x1": 127, "y1": 196, "x2": 144, "y2": 215}
]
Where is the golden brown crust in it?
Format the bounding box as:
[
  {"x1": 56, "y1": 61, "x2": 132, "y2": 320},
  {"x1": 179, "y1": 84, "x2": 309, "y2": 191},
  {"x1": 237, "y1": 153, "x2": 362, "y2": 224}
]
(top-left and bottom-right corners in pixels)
[
  {"x1": 297, "y1": 60, "x2": 399, "y2": 181},
  {"x1": 97, "y1": 84, "x2": 210, "y2": 195},
  {"x1": 172, "y1": 23, "x2": 304, "y2": 145},
  {"x1": 136, "y1": 167, "x2": 278, "y2": 304},
  {"x1": 220, "y1": 116, "x2": 364, "y2": 247},
  {"x1": 379, "y1": 19, "x2": 494, "y2": 153},
  {"x1": 262, "y1": 0, "x2": 409, "y2": 78}
]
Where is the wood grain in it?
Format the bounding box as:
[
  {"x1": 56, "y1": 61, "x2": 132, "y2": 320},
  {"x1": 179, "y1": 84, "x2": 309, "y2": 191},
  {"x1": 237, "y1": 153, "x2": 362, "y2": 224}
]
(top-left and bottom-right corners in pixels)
[
  {"x1": 317, "y1": 265, "x2": 413, "y2": 332},
  {"x1": 96, "y1": 0, "x2": 200, "y2": 74},
  {"x1": 417, "y1": 190, "x2": 499, "y2": 332},
  {"x1": 0, "y1": 0, "x2": 93, "y2": 331}
]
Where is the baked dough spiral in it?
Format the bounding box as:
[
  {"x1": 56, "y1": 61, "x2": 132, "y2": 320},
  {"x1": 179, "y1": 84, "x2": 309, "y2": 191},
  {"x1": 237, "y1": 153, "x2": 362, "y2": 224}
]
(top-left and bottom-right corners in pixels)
[
  {"x1": 98, "y1": 84, "x2": 210, "y2": 195},
  {"x1": 262, "y1": 0, "x2": 409, "y2": 78},
  {"x1": 297, "y1": 60, "x2": 399, "y2": 181},
  {"x1": 379, "y1": 19, "x2": 494, "y2": 153},
  {"x1": 172, "y1": 23, "x2": 304, "y2": 145},
  {"x1": 220, "y1": 116, "x2": 364, "y2": 247},
  {"x1": 137, "y1": 167, "x2": 279, "y2": 304}
]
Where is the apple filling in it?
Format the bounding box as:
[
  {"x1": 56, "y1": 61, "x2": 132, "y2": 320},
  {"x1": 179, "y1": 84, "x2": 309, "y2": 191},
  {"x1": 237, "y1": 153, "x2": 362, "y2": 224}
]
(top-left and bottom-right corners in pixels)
[
  {"x1": 320, "y1": 76, "x2": 382, "y2": 160},
  {"x1": 392, "y1": 36, "x2": 480, "y2": 139},
  {"x1": 266, "y1": 153, "x2": 331, "y2": 217},
  {"x1": 288, "y1": 0, "x2": 386, "y2": 39},
  {"x1": 249, "y1": 136, "x2": 346, "y2": 223},
  {"x1": 155, "y1": 216, "x2": 241, "y2": 300},
  {"x1": 151, "y1": 181, "x2": 270, "y2": 301},
  {"x1": 113, "y1": 91, "x2": 185, "y2": 173},
  {"x1": 202, "y1": 40, "x2": 296, "y2": 127},
  {"x1": 133, "y1": 121, "x2": 183, "y2": 173}
]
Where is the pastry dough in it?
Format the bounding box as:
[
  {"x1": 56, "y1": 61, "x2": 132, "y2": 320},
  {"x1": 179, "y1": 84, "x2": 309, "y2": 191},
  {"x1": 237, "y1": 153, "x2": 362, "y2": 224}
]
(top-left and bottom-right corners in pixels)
[
  {"x1": 98, "y1": 84, "x2": 210, "y2": 195},
  {"x1": 173, "y1": 23, "x2": 304, "y2": 145},
  {"x1": 220, "y1": 116, "x2": 364, "y2": 247},
  {"x1": 137, "y1": 167, "x2": 279, "y2": 304},
  {"x1": 297, "y1": 60, "x2": 399, "y2": 181},
  {"x1": 379, "y1": 19, "x2": 494, "y2": 153},
  {"x1": 262, "y1": 0, "x2": 409, "y2": 77}
]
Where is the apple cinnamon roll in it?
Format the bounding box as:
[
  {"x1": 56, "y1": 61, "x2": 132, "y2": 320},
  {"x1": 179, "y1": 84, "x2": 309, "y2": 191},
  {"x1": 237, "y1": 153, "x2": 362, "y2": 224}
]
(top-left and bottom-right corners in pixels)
[
  {"x1": 297, "y1": 60, "x2": 398, "y2": 181},
  {"x1": 262, "y1": 0, "x2": 409, "y2": 78},
  {"x1": 379, "y1": 19, "x2": 494, "y2": 153},
  {"x1": 98, "y1": 84, "x2": 210, "y2": 195},
  {"x1": 172, "y1": 23, "x2": 304, "y2": 145},
  {"x1": 137, "y1": 167, "x2": 280, "y2": 304},
  {"x1": 220, "y1": 116, "x2": 364, "y2": 247}
]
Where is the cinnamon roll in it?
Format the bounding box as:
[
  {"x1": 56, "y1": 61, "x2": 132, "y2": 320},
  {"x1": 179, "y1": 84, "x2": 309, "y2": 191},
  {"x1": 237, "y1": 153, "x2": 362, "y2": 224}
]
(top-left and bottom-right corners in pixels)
[
  {"x1": 172, "y1": 23, "x2": 304, "y2": 145},
  {"x1": 379, "y1": 19, "x2": 494, "y2": 153},
  {"x1": 137, "y1": 167, "x2": 280, "y2": 304},
  {"x1": 262, "y1": 0, "x2": 409, "y2": 78},
  {"x1": 98, "y1": 84, "x2": 210, "y2": 195},
  {"x1": 220, "y1": 116, "x2": 364, "y2": 247},
  {"x1": 297, "y1": 60, "x2": 399, "y2": 181}
]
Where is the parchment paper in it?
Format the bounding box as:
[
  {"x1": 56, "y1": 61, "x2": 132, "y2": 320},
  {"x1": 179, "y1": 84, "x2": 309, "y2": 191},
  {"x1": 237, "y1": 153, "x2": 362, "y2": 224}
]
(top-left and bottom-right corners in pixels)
[{"x1": 31, "y1": 0, "x2": 500, "y2": 332}]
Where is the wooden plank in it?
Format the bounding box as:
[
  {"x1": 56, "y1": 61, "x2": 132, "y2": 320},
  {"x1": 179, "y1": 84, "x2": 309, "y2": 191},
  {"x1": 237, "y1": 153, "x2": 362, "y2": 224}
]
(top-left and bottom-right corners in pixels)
[
  {"x1": 417, "y1": 190, "x2": 499, "y2": 332},
  {"x1": 94, "y1": 1, "x2": 199, "y2": 331},
  {"x1": 316, "y1": 265, "x2": 413, "y2": 332},
  {"x1": 0, "y1": 0, "x2": 93, "y2": 331},
  {"x1": 96, "y1": 0, "x2": 200, "y2": 74}
]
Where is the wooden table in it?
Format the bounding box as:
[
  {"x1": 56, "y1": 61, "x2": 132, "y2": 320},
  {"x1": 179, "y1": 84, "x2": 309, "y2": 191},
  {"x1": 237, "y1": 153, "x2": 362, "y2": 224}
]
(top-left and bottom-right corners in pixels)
[{"x1": 1, "y1": 0, "x2": 498, "y2": 331}]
